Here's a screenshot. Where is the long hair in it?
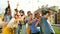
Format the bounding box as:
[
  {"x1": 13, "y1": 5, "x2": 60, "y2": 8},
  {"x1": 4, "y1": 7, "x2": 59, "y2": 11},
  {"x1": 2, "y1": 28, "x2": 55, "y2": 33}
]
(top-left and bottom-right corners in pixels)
[{"x1": 4, "y1": 7, "x2": 11, "y2": 16}]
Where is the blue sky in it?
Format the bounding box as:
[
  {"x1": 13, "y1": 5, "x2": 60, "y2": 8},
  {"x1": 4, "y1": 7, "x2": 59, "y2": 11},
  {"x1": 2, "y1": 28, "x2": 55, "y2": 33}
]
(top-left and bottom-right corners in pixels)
[{"x1": 0, "y1": 0, "x2": 60, "y2": 15}]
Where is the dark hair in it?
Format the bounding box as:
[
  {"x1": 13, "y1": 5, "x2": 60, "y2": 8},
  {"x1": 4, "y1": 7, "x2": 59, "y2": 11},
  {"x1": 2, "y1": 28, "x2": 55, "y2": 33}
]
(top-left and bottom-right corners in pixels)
[
  {"x1": 34, "y1": 12, "x2": 40, "y2": 18},
  {"x1": 19, "y1": 10, "x2": 25, "y2": 15},
  {"x1": 27, "y1": 11, "x2": 32, "y2": 16},
  {"x1": 14, "y1": 9, "x2": 18, "y2": 12},
  {"x1": 28, "y1": 13, "x2": 32, "y2": 17},
  {"x1": 14, "y1": 14, "x2": 19, "y2": 16},
  {"x1": 27, "y1": 11, "x2": 31, "y2": 14},
  {"x1": 42, "y1": 10, "x2": 50, "y2": 16},
  {"x1": 4, "y1": 7, "x2": 11, "y2": 15},
  {"x1": 19, "y1": 10, "x2": 24, "y2": 13}
]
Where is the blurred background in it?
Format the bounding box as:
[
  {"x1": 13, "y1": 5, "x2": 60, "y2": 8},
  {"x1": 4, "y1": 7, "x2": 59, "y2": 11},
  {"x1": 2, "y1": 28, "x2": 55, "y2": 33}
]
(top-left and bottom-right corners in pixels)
[{"x1": 0, "y1": 0, "x2": 60, "y2": 34}]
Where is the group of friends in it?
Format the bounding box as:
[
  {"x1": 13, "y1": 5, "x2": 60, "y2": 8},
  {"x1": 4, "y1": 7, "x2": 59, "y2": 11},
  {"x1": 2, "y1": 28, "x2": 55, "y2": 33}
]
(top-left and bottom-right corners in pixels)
[
  {"x1": 1, "y1": 1, "x2": 55, "y2": 34},
  {"x1": 1, "y1": 6, "x2": 55, "y2": 34}
]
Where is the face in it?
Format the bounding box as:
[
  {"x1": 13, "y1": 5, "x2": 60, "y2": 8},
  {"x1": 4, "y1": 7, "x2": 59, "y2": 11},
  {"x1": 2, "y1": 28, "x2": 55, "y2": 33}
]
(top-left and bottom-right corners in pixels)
[
  {"x1": 15, "y1": 15, "x2": 19, "y2": 19},
  {"x1": 7, "y1": 9, "x2": 10, "y2": 14},
  {"x1": 36, "y1": 14, "x2": 40, "y2": 19},
  {"x1": 29, "y1": 14, "x2": 33, "y2": 20},
  {"x1": 27, "y1": 13, "x2": 31, "y2": 16},
  {"x1": 20, "y1": 13, "x2": 24, "y2": 16}
]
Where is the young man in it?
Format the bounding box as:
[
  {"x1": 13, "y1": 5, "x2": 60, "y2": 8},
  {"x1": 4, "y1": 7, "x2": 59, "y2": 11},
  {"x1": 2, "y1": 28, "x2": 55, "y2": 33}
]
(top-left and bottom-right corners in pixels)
[
  {"x1": 39, "y1": 11, "x2": 55, "y2": 34},
  {"x1": 26, "y1": 11, "x2": 32, "y2": 34}
]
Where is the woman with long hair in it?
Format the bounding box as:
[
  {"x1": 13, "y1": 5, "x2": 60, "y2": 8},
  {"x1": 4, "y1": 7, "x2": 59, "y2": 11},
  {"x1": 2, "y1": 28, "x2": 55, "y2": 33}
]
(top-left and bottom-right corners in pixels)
[
  {"x1": 4, "y1": 7, "x2": 12, "y2": 26},
  {"x1": 2, "y1": 7, "x2": 12, "y2": 34}
]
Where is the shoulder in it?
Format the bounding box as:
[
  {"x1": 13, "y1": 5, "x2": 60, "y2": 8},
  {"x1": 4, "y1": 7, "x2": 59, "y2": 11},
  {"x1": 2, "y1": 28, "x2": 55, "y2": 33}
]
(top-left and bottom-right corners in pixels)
[
  {"x1": 9, "y1": 18, "x2": 15, "y2": 23},
  {"x1": 10, "y1": 18, "x2": 15, "y2": 21},
  {"x1": 23, "y1": 15, "x2": 25, "y2": 18}
]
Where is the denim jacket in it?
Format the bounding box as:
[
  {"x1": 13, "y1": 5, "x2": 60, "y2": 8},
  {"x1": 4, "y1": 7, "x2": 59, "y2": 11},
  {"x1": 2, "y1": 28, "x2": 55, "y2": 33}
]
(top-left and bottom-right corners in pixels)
[{"x1": 40, "y1": 16, "x2": 55, "y2": 34}]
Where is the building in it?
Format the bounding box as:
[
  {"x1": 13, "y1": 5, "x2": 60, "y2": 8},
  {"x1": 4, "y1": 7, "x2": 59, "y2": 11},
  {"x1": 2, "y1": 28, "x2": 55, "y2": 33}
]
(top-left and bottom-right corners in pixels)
[
  {"x1": 57, "y1": 9, "x2": 60, "y2": 24},
  {"x1": 48, "y1": 15, "x2": 55, "y2": 24},
  {"x1": 48, "y1": 10, "x2": 55, "y2": 24},
  {"x1": 49, "y1": 6, "x2": 59, "y2": 12},
  {"x1": 48, "y1": 6, "x2": 59, "y2": 24}
]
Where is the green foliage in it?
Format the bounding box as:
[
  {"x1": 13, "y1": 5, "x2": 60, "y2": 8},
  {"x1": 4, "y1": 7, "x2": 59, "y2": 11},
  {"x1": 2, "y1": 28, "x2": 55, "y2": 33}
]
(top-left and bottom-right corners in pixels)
[{"x1": 53, "y1": 26, "x2": 60, "y2": 34}]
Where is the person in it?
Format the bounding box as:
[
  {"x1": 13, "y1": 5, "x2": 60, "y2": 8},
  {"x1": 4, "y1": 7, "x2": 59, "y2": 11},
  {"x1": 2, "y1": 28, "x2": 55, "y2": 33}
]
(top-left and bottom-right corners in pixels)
[
  {"x1": 39, "y1": 10, "x2": 55, "y2": 34},
  {"x1": 13, "y1": 14, "x2": 19, "y2": 34},
  {"x1": 3, "y1": 14, "x2": 19, "y2": 34},
  {"x1": 2, "y1": 7, "x2": 12, "y2": 34},
  {"x1": 26, "y1": 11, "x2": 32, "y2": 34},
  {"x1": 28, "y1": 13, "x2": 39, "y2": 34},
  {"x1": 14, "y1": 9, "x2": 19, "y2": 34},
  {"x1": 3, "y1": 0, "x2": 12, "y2": 24},
  {"x1": 34, "y1": 12, "x2": 41, "y2": 34},
  {"x1": 4, "y1": 7, "x2": 12, "y2": 24},
  {"x1": 18, "y1": 10, "x2": 26, "y2": 34}
]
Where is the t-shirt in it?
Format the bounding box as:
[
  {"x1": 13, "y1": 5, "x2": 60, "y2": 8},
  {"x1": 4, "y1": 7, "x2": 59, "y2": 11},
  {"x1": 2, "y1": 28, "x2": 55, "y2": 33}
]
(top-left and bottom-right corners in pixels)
[
  {"x1": 30, "y1": 19, "x2": 39, "y2": 33},
  {"x1": 4, "y1": 14, "x2": 12, "y2": 23},
  {"x1": 40, "y1": 16, "x2": 55, "y2": 34},
  {"x1": 19, "y1": 15, "x2": 25, "y2": 21},
  {"x1": 19, "y1": 15, "x2": 25, "y2": 24},
  {"x1": 7, "y1": 18, "x2": 18, "y2": 28}
]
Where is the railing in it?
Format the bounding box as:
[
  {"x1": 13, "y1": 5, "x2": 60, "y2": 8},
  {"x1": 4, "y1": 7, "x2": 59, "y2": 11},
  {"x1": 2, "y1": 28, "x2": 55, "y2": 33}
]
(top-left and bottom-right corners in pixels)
[{"x1": 52, "y1": 24, "x2": 60, "y2": 27}]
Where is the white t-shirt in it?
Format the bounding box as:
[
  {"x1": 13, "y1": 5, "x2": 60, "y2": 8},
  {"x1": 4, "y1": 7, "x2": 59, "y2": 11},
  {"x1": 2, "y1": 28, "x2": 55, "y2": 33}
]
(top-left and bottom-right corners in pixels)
[
  {"x1": 19, "y1": 15, "x2": 25, "y2": 21},
  {"x1": 19, "y1": 15, "x2": 25, "y2": 24},
  {"x1": 7, "y1": 18, "x2": 18, "y2": 28}
]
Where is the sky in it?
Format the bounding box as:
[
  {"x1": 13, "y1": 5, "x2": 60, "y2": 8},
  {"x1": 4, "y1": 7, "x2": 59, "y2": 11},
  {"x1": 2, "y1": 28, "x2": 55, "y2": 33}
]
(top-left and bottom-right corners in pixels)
[{"x1": 0, "y1": 0, "x2": 60, "y2": 15}]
